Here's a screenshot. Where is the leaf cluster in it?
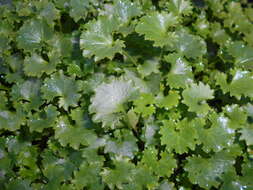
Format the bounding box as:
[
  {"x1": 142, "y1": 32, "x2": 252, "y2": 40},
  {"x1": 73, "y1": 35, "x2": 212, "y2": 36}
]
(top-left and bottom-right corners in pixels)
[{"x1": 1, "y1": 0, "x2": 253, "y2": 189}]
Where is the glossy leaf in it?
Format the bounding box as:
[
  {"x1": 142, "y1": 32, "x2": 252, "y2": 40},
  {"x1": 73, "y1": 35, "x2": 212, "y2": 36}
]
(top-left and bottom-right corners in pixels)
[
  {"x1": 135, "y1": 12, "x2": 178, "y2": 47},
  {"x1": 41, "y1": 71, "x2": 81, "y2": 110}
]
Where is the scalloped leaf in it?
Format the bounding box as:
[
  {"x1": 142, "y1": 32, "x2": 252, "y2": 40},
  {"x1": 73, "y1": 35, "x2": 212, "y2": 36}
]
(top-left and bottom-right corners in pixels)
[
  {"x1": 17, "y1": 19, "x2": 53, "y2": 51},
  {"x1": 89, "y1": 77, "x2": 137, "y2": 128},
  {"x1": 135, "y1": 12, "x2": 178, "y2": 47},
  {"x1": 41, "y1": 71, "x2": 81, "y2": 110},
  {"x1": 80, "y1": 17, "x2": 125, "y2": 61},
  {"x1": 182, "y1": 82, "x2": 214, "y2": 115}
]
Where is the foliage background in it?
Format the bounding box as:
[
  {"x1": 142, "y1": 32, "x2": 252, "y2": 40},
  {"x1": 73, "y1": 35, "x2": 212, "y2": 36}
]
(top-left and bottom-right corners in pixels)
[{"x1": 0, "y1": 0, "x2": 253, "y2": 189}]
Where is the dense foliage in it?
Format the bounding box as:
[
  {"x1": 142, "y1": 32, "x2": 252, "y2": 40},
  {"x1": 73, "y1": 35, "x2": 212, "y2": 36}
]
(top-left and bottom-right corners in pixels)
[{"x1": 1, "y1": 0, "x2": 253, "y2": 189}]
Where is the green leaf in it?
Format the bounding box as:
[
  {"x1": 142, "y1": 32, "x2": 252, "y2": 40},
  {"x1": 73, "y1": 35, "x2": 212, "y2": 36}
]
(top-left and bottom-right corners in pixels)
[
  {"x1": 227, "y1": 41, "x2": 253, "y2": 70},
  {"x1": 27, "y1": 105, "x2": 59, "y2": 132},
  {"x1": 73, "y1": 161, "x2": 104, "y2": 190},
  {"x1": 101, "y1": 158, "x2": 135, "y2": 189},
  {"x1": 224, "y1": 104, "x2": 247, "y2": 129},
  {"x1": 69, "y1": 0, "x2": 89, "y2": 22},
  {"x1": 165, "y1": 53, "x2": 193, "y2": 88},
  {"x1": 137, "y1": 59, "x2": 160, "y2": 78},
  {"x1": 23, "y1": 53, "x2": 56, "y2": 77},
  {"x1": 42, "y1": 150, "x2": 76, "y2": 187},
  {"x1": 135, "y1": 12, "x2": 178, "y2": 47},
  {"x1": 182, "y1": 82, "x2": 214, "y2": 115},
  {"x1": 80, "y1": 17, "x2": 125, "y2": 61},
  {"x1": 156, "y1": 91, "x2": 180, "y2": 109},
  {"x1": 11, "y1": 79, "x2": 43, "y2": 110},
  {"x1": 185, "y1": 150, "x2": 236, "y2": 189},
  {"x1": 221, "y1": 170, "x2": 253, "y2": 190},
  {"x1": 104, "y1": 129, "x2": 138, "y2": 158},
  {"x1": 124, "y1": 69, "x2": 160, "y2": 94},
  {"x1": 134, "y1": 93, "x2": 156, "y2": 117},
  {"x1": 5, "y1": 179, "x2": 32, "y2": 190},
  {"x1": 70, "y1": 108, "x2": 91, "y2": 128},
  {"x1": 41, "y1": 71, "x2": 81, "y2": 110},
  {"x1": 240, "y1": 126, "x2": 253, "y2": 146},
  {"x1": 126, "y1": 109, "x2": 139, "y2": 130},
  {"x1": 197, "y1": 113, "x2": 235, "y2": 153},
  {"x1": 160, "y1": 119, "x2": 199, "y2": 154},
  {"x1": 36, "y1": 1, "x2": 60, "y2": 26},
  {"x1": 142, "y1": 118, "x2": 159, "y2": 146},
  {"x1": 113, "y1": 0, "x2": 141, "y2": 24},
  {"x1": 194, "y1": 12, "x2": 210, "y2": 37},
  {"x1": 167, "y1": 0, "x2": 193, "y2": 16},
  {"x1": 216, "y1": 70, "x2": 253, "y2": 99},
  {"x1": 17, "y1": 19, "x2": 53, "y2": 51},
  {"x1": 141, "y1": 147, "x2": 177, "y2": 178},
  {"x1": 159, "y1": 181, "x2": 176, "y2": 190},
  {"x1": 54, "y1": 117, "x2": 97, "y2": 149},
  {"x1": 130, "y1": 166, "x2": 158, "y2": 190},
  {"x1": 210, "y1": 22, "x2": 230, "y2": 45},
  {"x1": 48, "y1": 34, "x2": 73, "y2": 59},
  {"x1": 172, "y1": 29, "x2": 207, "y2": 59},
  {"x1": 102, "y1": 158, "x2": 158, "y2": 190},
  {"x1": 0, "y1": 109, "x2": 25, "y2": 131},
  {"x1": 89, "y1": 77, "x2": 137, "y2": 128}
]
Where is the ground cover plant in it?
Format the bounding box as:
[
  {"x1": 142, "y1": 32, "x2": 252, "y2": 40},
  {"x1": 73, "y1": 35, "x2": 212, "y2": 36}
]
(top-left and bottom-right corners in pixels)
[{"x1": 0, "y1": 0, "x2": 253, "y2": 189}]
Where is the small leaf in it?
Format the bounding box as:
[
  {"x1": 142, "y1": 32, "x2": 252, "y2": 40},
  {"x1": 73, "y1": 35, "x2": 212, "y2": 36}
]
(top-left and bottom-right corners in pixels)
[
  {"x1": 165, "y1": 53, "x2": 193, "y2": 88},
  {"x1": 216, "y1": 70, "x2": 253, "y2": 99},
  {"x1": 135, "y1": 12, "x2": 178, "y2": 47},
  {"x1": 160, "y1": 119, "x2": 199, "y2": 154},
  {"x1": 137, "y1": 59, "x2": 160, "y2": 78},
  {"x1": 113, "y1": 0, "x2": 141, "y2": 24},
  {"x1": 73, "y1": 161, "x2": 104, "y2": 190},
  {"x1": 173, "y1": 29, "x2": 207, "y2": 59},
  {"x1": 17, "y1": 19, "x2": 53, "y2": 51},
  {"x1": 134, "y1": 93, "x2": 156, "y2": 117},
  {"x1": 182, "y1": 82, "x2": 214, "y2": 115},
  {"x1": 185, "y1": 150, "x2": 236, "y2": 189},
  {"x1": 126, "y1": 109, "x2": 139, "y2": 130},
  {"x1": 89, "y1": 77, "x2": 137, "y2": 128},
  {"x1": 80, "y1": 17, "x2": 125, "y2": 61},
  {"x1": 240, "y1": 126, "x2": 253, "y2": 146},
  {"x1": 167, "y1": 0, "x2": 193, "y2": 16},
  {"x1": 0, "y1": 109, "x2": 25, "y2": 131},
  {"x1": 141, "y1": 147, "x2": 177, "y2": 178},
  {"x1": 11, "y1": 79, "x2": 43, "y2": 110},
  {"x1": 227, "y1": 41, "x2": 253, "y2": 70},
  {"x1": 156, "y1": 91, "x2": 180, "y2": 109},
  {"x1": 104, "y1": 129, "x2": 138, "y2": 159},
  {"x1": 24, "y1": 53, "x2": 56, "y2": 77},
  {"x1": 69, "y1": 0, "x2": 89, "y2": 22},
  {"x1": 41, "y1": 71, "x2": 81, "y2": 110},
  {"x1": 27, "y1": 105, "x2": 59, "y2": 132},
  {"x1": 55, "y1": 117, "x2": 97, "y2": 149},
  {"x1": 197, "y1": 113, "x2": 235, "y2": 153}
]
